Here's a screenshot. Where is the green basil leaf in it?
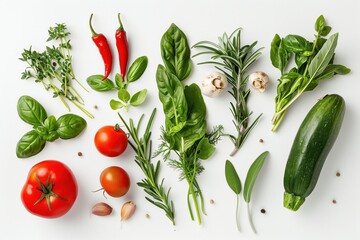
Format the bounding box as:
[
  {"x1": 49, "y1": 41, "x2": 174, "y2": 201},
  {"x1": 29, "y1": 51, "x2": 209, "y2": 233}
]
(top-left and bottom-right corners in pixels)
[
  {"x1": 295, "y1": 54, "x2": 308, "y2": 68},
  {"x1": 243, "y1": 151, "x2": 269, "y2": 203},
  {"x1": 308, "y1": 33, "x2": 338, "y2": 79},
  {"x1": 110, "y1": 99, "x2": 125, "y2": 110},
  {"x1": 283, "y1": 35, "x2": 312, "y2": 53},
  {"x1": 127, "y1": 56, "x2": 148, "y2": 82},
  {"x1": 17, "y1": 95, "x2": 47, "y2": 126},
  {"x1": 161, "y1": 23, "x2": 192, "y2": 81},
  {"x1": 225, "y1": 160, "x2": 242, "y2": 195},
  {"x1": 56, "y1": 114, "x2": 87, "y2": 139},
  {"x1": 315, "y1": 15, "x2": 326, "y2": 32},
  {"x1": 270, "y1": 34, "x2": 289, "y2": 73},
  {"x1": 16, "y1": 130, "x2": 46, "y2": 158},
  {"x1": 115, "y1": 73, "x2": 125, "y2": 89},
  {"x1": 43, "y1": 115, "x2": 58, "y2": 132},
  {"x1": 196, "y1": 137, "x2": 215, "y2": 160},
  {"x1": 320, "y1": 26, "x2": 332, "y2": 37},
  {"x1": 156, "y1": 64, "x2": 187, "y2": 134},
  {"x1": 171, "y1": 83, "x2": 207, "y2": 151},
  {"x1": 86, "y1": 75, "x2": 116, "y2": 92},
  {"x1": 118, "y1": 89, "x2": 130, "y2": 103},
  {"x1": 130, "y1": 89, "x2": 147, "y2": 106}
]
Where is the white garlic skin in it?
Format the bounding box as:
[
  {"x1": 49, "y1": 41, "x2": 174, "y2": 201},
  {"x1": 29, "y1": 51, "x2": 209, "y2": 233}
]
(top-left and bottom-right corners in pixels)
[
  {"x1": 248, "y1": 72, "x2": 269, "y2": 92},
  {"x1": 201, "y1": 72, "x2": 228, "y2": 97}
]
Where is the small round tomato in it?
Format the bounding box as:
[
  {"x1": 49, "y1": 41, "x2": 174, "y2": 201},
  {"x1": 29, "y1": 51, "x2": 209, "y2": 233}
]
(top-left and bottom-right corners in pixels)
[
  {"x1": 100, "y1": 166, "x2": 130, "y2": 197},
  {"x1": 94, "y1": 125, "x2": 128, "y2": 157},
  {"x1": 21, "y1": 160, "x2": 78, "y2": 219}
]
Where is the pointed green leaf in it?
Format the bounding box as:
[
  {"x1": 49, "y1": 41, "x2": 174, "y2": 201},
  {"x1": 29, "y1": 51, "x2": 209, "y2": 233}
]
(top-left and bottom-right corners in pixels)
[
  {"x1": 127, "y1": 56, "x2": 148, "y2": 82},
  {"x1": 130, "y1": 89, "x2": 147, "y2": 106},
  {"x1": 118, "y1": 89, "x2": 130, "y2": 103},
  {"x1": 225, "y1": 160, "x2": 242, "y2": 195},
  {"x1": 110, "y1": 99, "x2": 125, "y2": 110},
  {"x1": 243, "y1": 151, "x2": 269, "y2": 203}
]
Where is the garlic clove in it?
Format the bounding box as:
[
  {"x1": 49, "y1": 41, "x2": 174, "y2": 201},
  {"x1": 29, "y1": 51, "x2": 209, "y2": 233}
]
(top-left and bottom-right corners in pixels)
[
  {"x1": 121, "y1": 201, "x2": 136, "y2": 221},
  {"x1": 248, "y1": 71, "x2": 269, "y2": 92},
  {"x1": 91, "y1": 202, "x2": 113, "y2": 216}
]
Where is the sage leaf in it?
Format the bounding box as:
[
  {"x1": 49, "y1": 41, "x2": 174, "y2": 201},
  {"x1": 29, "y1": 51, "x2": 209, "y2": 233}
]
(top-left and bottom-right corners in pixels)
[
  {"x1": 243, "y1": 151, "x2": 269, "y2": 203},
  {"x1": 16, "y1": 130, "x2": 46, "y2": 158},
  {"x1": 110, "y1": 99, "x2": 125, "y2": 110},
  {"x1": 87, "y1": 75, "x2": 116, "y2": 92},
  {"x1": 314, "y1": 64, "x2": 351, "y2": 81},
  {"x1": 56, "y1": 114, "x2": 87, "y2": 139},
  {"x1": 118, "y1": 89, "x2": 130, "y2": 103},
  {"x1": 17, "y1": 95, "x2": 47, "y2": 126},
  {"x1": 130, "y1": 89, "x2": 147, "y2": 106},
  {"x1": 161, "y1": 23, "x2": 192, "y2": 81},
  {"x1": 308, "y1": 33, "x2": 338, "y2": 79},
  {"x1": 225, "y1": 160, "x2": 242, "y2": 195},
  {"x1": 127, "y1": 56, "x2": 148, "y2": 82}
]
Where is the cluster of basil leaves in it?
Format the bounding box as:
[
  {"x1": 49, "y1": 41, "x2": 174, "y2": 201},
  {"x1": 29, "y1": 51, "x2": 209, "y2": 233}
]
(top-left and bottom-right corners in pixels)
[
  {"x1": 270, "y1": 15, "x2": 350, "y2": 131},
  {"x1": 155, "y1": 23, "x2": 222, "y2": 224},
  {"x1": 86, "y1": 56, "x2": 148, "y2": 111},
  {"x1": 16, "y1": 96, "x2": 87, "y2": 158}
]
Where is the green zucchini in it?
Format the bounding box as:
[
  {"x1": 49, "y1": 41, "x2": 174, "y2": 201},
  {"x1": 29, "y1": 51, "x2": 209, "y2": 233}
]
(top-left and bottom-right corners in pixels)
[{"x1": 283, "y1": 94, "x2": 345, "y2": 211}]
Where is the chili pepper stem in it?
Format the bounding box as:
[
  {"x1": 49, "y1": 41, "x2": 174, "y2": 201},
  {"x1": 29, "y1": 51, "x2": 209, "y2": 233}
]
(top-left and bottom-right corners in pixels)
[
  {"x1": 89, "y1": 14, "x2": 98, "y2": 37},
  {"x1": 117, "y1": 13, "x2": 125, "y2": 31}
]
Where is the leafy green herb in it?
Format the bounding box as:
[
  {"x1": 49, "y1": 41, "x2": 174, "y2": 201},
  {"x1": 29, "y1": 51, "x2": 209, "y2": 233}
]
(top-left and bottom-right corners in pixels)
[
  {"x1": 225, "y1": 160, "x2": 242, "y2": 232},
  {"x1": 160, "y1": 24, "x2": 192, "y2": 81},
  {"x1": 87, "y1": 56, "x2": 149, "y2": 112},
  {"x1": 270, "y1": 15, "x2": 350, "y2": 131},
  {"x1": 243, "y1": 151, "x2": 269, "y2": 234},
  {"x1": 193, "y1": 28, "x2": 263, "y2": 156},
  {"x1": 16, "y1": 96, "x2": 87, "y2": 158},
  {"x1": 155, "y1": 24, "x2": 223, "y2": 224},
  {"x1": 20, "y1": 23, "x2": 93, "y2": 119},
  {"x1": 118, "y1": 109, "x2": 175, "y2": 225}
]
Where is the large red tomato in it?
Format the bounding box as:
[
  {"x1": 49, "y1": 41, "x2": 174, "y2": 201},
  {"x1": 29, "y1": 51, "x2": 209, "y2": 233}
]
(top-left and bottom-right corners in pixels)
[
  {"x1": 21, "y1": 160, "x2": 78, "y2": 218},
  {"x1": 100, "y1": 166, "x2": 130, "y2": 197},
  {"x1": 94, "y1": 125, "x2": 128, "y2": 157}
]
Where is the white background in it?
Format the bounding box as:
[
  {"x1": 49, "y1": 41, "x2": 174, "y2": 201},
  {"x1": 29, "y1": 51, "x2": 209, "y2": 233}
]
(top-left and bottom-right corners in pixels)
[{"x1": 1, "y1": 0, "x2": 359, "y2": 239}]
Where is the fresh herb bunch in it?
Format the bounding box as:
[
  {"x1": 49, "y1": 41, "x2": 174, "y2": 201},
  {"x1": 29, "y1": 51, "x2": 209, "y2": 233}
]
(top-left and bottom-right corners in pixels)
[
  {"x1": 118, "y1": 109, "x2": 176, "y2": 225},
  {"x1": 193, "y1": 28, "x2": 263, "y2": 156},
  {"x1": 20, "y1": 23, "x2": 93, "y2": 118},
  {"x1": 270, "y1": 15, "x2": 351, "y2": 131},
  {"x1": 16, "y1": 96, "x2": 87, "y2": 158},
  {"x1": 87, "y1": 56, "x2": 148, "y2": 111},
  {"x1": 155, "y1": 23, "x2": 223, "y2": 224}
]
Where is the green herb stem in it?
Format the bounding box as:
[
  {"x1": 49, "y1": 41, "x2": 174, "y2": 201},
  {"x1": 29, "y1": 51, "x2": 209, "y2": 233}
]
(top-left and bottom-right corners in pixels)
[
  {"x1": 236, "y1": 195, "x2": 241, "y2": 232},
  {"x1": 247, "y1": 203, "x2": 257, "y2": 234}
]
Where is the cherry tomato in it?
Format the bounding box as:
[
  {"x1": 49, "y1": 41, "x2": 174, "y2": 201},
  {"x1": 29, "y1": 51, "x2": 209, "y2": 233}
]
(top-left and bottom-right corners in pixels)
[
  {"x1": 100, "y1": 166, "x2": 130, "y2": 197},
  {"x1": 21, "y1": 160, "x2": 78, "y2": 219},
  {"x1": 94, "y1": 125, "x2": 128, "y2": 157}
]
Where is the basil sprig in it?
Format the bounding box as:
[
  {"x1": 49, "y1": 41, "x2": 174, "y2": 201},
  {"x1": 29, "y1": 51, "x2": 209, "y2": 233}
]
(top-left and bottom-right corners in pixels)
[
  {"x1": 16, "y1": 96, "x2": 87, "y2": 158},
  {"x1": 270, "y1": 15, "x2": 350, "y2": 131}
]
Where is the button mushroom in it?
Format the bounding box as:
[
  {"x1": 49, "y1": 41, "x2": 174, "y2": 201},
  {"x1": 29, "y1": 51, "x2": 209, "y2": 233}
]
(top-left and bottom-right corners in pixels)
[
  {"x1": 201, "y1": 72, "x2": 228, "y2": 97},
  {"x1": 249, "y1": 72, "x2": 269, "y2": 92}
]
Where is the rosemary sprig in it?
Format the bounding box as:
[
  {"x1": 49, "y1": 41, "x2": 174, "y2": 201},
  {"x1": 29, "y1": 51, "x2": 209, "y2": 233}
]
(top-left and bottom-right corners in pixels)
[
  {"x1": 193, "y1": 28, "x2": 263, "y2": 156},
  {"x1": 20, "y1": 23, "x2": 93, "y2": 119},
  {"x1": 118, "y1": 109, "x2": 176, "y2": 225}
]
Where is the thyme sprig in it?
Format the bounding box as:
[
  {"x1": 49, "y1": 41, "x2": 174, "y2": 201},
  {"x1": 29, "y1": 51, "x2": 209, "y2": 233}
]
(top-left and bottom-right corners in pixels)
[
  {"x1": 118, "y1": 109, "x2": 176, "y2": 225},
  {"x1": 20, "y1": 23, "x2": 93, "y2": 118},
  {"x1": 193, "y1": 28, "x2": 262, "y2": 156}
]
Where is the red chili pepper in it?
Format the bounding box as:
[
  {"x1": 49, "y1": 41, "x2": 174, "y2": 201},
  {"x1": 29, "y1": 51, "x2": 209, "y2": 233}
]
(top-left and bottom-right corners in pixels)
[
  {"x1": 115, "y1": 13, "x2": 129, "y2": 81},
  {"x1": 89, "y1": 14, "x2": 113, "y2": 80}
]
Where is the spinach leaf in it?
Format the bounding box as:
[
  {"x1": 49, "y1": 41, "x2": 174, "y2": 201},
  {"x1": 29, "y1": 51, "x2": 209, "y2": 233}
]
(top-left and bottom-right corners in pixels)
[
  {"x1": 156, "y1": 65, "x2": 187, "y2": 135},
  {"x1": 87, "y1": 75, "x2": 116, "y2": 92},
  {"x1": 16, "y1": 130, "x2": 46, "y2": 158},
  {"x1": 283, "y1": 35, "x2": 312, "y2": 53},
  {"x1": 127, "y1": 56, "x2": 148, "y2": 82},
  {"x1": 56, "y1": 114, "x2": 87, "y2": 139},
  {"x1": 161, "y1": 23, "x2": 192, "y2": 81},
  {"x1": 196, "y1": 137, "x2": 215, "y2": 160},
  {"x1": 130, "y1": 89, "x2": 147, "y2": 106},
  {"x1": 308, "y1": 33, "x2": 338, "y2": 79},
  {"x1": 17, "y1": 95, "x2": 47, "y2": 126}
]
